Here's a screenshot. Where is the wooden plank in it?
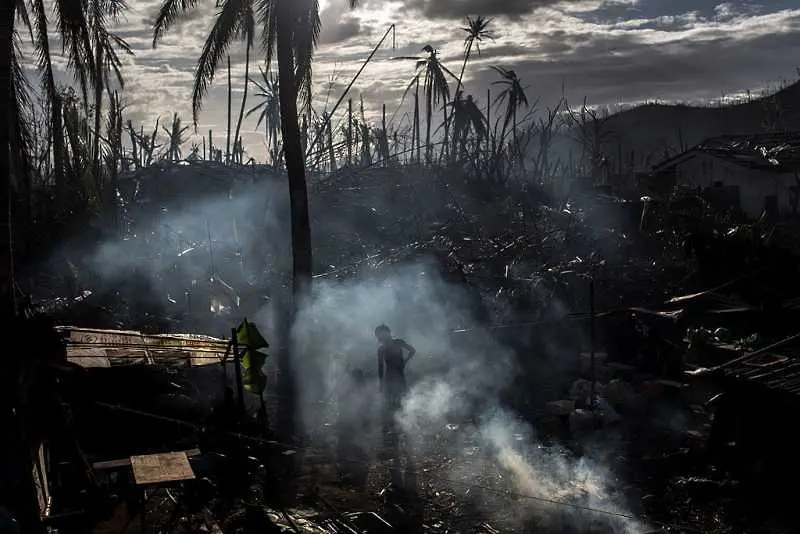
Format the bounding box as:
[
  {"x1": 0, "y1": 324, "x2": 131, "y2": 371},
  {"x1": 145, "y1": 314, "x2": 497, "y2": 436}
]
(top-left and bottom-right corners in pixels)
[
  {"x1": 59, "y1": 325, "x2": 228, "y2": 368},
  {"x1": 93, "y1": 448, "x2": 200, "y2": 471},
  {"x1": 130, "y1": 452, "x2": 195, "y2": 485}
]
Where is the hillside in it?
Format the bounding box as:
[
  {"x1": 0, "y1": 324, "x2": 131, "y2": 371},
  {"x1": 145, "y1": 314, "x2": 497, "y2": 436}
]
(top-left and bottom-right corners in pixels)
[{"x1": 577, "y1": 80, "x2": 800, "y2": 171}]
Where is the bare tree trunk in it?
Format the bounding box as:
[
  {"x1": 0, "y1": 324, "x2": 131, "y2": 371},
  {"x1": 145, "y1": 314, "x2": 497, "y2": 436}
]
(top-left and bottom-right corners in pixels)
[
  {"x1": 233, "y1": 42, "x2": 251, "y2": 166},
  {"x1": 326, "y1": 119, "x2": 336, "y2": 171},
  {"x1": 347, "y1": 98, "x2": 352, "y2": 165},
  {"x1": 382, "y1": 103, "x2": 387, "y2": 166},
  {"x1": 276, "y1": 0, "x2": 313, "y2": 437}
]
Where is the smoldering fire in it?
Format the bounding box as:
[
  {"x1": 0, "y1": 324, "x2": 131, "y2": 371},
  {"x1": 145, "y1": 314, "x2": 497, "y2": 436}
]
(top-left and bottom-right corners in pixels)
[
  {"x1": 51, "y1": 169, "x2": 644, "y2": 531},
  {"x1": 292, "y1": 263, "x2": 644, "y2": 532}
]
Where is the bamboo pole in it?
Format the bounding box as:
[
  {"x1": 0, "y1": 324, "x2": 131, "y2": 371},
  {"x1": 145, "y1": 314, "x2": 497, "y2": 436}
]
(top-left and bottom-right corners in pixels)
[{"x1": 305, "y1": 24, "x2": 396, "y2": 159}]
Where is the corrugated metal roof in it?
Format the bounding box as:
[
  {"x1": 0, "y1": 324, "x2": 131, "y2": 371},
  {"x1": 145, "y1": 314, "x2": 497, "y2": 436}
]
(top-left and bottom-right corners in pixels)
[
  {"x1": 652, "y1": 131, "x2": 800, "y2": 174},
  {"x1": 58, "y1": 326, "x2": 229, "y2": 368},
  {"x1": 716, "y1": 352, "x2": 800, "y2": 395}
]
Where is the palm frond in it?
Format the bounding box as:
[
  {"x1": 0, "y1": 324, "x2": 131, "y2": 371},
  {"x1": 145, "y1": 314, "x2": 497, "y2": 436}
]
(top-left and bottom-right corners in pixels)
[
  {"x1": 153, "y1": 0, "x2": 200, "y2": 47},
  {"x1": 53, "y1": 0, "x2": 97, "y2": 106},
  {"x1": 32, "y1": 0, "x2": 58, "y2": 103},
  {"x1": 255, "y1": 0, "x2": 277, "y2": 71},
  {"x1": 15, "y1": 0, "x2": 34, "y2": 43},
  {"x1": 293, "y1": 0, "x2": 322, "y2": 115},
  {"x1": 191, "y1": 0, "x2": 252, "y2": 124},
  {"x1": 10, "y1": 33, "x2": 34, "y2": 187}
]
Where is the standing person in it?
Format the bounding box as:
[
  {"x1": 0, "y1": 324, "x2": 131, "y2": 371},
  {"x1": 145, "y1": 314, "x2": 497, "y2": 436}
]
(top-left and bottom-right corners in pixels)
[
  {"x1": 337, "y1": 368, "x2": 370, "y2": 486},
  {"x1": 376, "y1": 324, "x2": 416, "y2": 421}
]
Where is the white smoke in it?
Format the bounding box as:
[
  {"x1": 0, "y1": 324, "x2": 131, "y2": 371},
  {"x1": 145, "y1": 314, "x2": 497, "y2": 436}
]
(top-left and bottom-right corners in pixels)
[{"x1": 290, "y1": 261, "x2": 645, "y2": 532}]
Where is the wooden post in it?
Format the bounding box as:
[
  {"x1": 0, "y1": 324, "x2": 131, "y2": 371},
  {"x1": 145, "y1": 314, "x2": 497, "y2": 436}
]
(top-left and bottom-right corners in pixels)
[{"x1": 231, "y1": 327, "x2": 245, "y2": 416}]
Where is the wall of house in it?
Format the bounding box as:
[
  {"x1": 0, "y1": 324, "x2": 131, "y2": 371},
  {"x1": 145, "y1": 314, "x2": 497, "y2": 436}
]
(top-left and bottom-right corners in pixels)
[{"x1": 672, "y1": 153, "x2": 799, "y2": 219}]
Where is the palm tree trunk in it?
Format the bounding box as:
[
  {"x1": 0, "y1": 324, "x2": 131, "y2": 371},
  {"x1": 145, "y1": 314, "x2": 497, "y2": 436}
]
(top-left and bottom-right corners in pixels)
[
  {"x1": 440, "y1": 105, "x2": 449, "y2": 164},
  {"x1": 233, "y1": 42, "x2": 251, "y2": 167},
  {"x1": 52, "y1": 96, "x2": 66, "y2": 216},
  {"x1": 92, "y1": 43, "x2": 104, "y2": 192},
  {"x1": 425, "y1": 90, "x2": 432, "y2": 164},
  {"x1": 456, "y1": 41, "x2": 473, "y2": 91},
  {"x1": 512, "y1": 106, "x2": 518, "y2": 164},
  {"x1": 276, "y1": 1, "x2": 313, "y2": 436},
  {"x1": 0, "y1": 0, "x2": 14, "y2": 317},
  {"x1": 454, "y1": 41, "x2": 473, "y2": 163},
  {"x1": 411, "y1": 90, "x2": 417, "y2": 163},
  {"x1": 226, "y1": 56, "x2": 232, "y2": 164},
  {"x1": 414, "y1": 82, "x2": 421, "y2": 164}
]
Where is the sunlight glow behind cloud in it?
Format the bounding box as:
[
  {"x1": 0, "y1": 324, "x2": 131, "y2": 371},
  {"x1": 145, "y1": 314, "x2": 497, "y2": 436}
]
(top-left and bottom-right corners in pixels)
[{"x1": 21, "y1": 0, "x2": 800, "y2": 163}]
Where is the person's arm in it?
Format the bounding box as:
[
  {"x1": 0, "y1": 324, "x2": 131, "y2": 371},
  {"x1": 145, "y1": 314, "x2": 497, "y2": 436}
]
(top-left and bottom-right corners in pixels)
[{"x1": 399, "y1": 339, "x2": 416, "y2": 363}]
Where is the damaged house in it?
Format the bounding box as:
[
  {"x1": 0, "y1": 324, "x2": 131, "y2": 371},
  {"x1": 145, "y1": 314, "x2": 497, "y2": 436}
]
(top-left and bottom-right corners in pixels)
[{"x1": 643, "y1": 132, "x2": 800, "y2": 219}]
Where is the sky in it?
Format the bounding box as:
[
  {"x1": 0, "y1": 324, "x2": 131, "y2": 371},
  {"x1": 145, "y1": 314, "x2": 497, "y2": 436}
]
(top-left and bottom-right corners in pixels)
[{"x1": 32, "y1": 0, "x2": 800, "y2": 162}]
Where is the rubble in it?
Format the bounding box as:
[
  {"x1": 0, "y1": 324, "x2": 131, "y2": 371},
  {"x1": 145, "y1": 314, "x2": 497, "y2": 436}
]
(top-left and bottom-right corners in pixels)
[{"x1": 11, "y1": 159, "x2": 800, "y2": 533}]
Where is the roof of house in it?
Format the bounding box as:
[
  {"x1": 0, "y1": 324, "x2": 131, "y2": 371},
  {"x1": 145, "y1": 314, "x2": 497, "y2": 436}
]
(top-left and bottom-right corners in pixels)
[
  {"x1": 688, "y1": 331, "x2": 800, "y2": 398},
  {"x1": 652, "y1": 131, "x2": 800, "y2": 174},
  {"x1": 711, "y1": 350, "x2": 800, "y2": 397}
]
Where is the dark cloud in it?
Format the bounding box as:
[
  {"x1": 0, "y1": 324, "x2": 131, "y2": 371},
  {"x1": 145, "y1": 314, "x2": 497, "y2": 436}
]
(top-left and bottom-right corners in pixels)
[
  {"x1": 401, "y1": 0, "x2": 564, "y2": 19},
  {"x1": 142, "y1": 2, "x2": 216, "y2": 28},
  {"x1": 320, "y1": 16, "x2": 362, "y2": 44},
  {"x1": 573, "y1": 0, "x2": 800, "y2": 25},
  {"x1": 320, "y1": 0, "x2": 363, "y2": 44},
  {"x1": 465, "y1": 12, "x2": 800, "y2": 109}
]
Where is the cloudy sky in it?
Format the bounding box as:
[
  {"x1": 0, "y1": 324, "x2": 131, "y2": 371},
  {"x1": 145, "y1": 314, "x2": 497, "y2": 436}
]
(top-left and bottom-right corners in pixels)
[{"x1": 36, "y1": 0, "x2": 800, "y2": 161}]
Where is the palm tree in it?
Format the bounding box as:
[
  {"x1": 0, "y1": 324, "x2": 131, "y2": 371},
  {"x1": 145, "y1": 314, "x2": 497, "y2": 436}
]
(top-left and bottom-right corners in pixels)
[
  {"x1": 153, "y1": 0, "x2": 361, "y2": 436},
  {"x1": 246, "y1": 65, "x2": 281, "y2": 165},
  {"x1": 491, "y1": 66, "x2": 529, "y2": 158},
  {"x1": 456, "y1": 16, "x2": 494, "y2": 91},
  {"x1": 231, "y1": 12, "x2": 254, "y2": 167},
  {"x1": 1, "y1": 0, "x2": 105, "y2": 317},
  {"x1": 154, "y1": 0, "x2": 360, "y2": 298},
  {"x1": 396, "y1": 45, "x2": 457, "y2": 163},
  {"x1": 448, "y1": 91, "x2": 486, "y2": 162},
  {"x1": 88, "y1": 0, "x2": 133, "y2": 193},
  {"x1": 162, "y1": 113, "x2": 191, "y2": 161}
]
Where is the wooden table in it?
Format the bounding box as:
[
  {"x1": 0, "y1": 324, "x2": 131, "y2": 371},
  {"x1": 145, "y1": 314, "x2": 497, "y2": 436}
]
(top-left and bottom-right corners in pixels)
[
  {"x1": 129, "y1": 451, "x2": 197, "y2": 532},
  {"x1": 130, "y1": 452, "x2": 196, "y2": 486}
]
